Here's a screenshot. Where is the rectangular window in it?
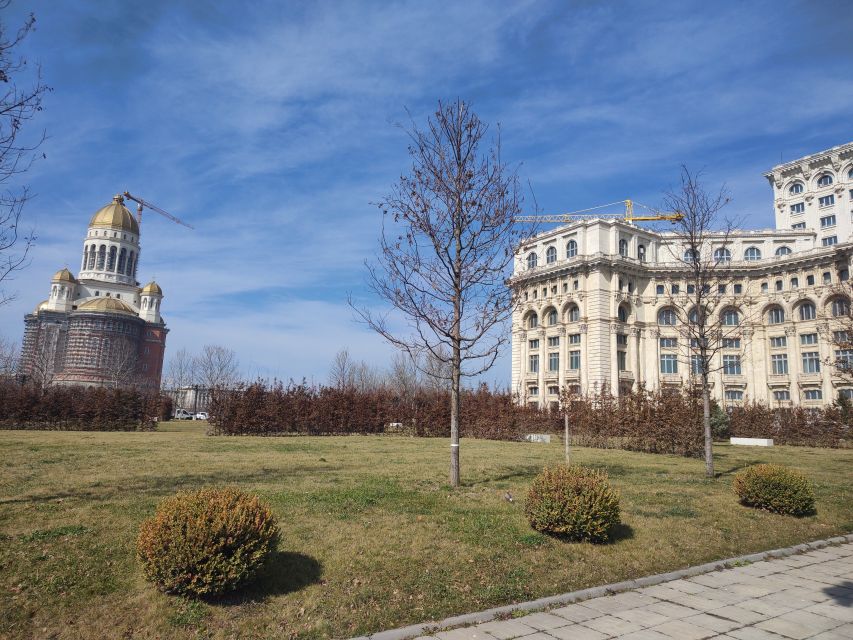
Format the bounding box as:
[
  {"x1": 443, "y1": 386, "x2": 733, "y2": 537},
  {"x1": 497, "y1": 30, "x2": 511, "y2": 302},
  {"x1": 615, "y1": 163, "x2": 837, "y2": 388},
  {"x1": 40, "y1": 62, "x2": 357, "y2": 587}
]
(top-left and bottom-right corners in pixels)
[
  {"x1": 819, "y1": 194, "x2": 835, "y2": 207},
  {"x1": 573, "y1": 279, "x2": 579, "y2": 290},
  {"x1": 771, "y1": 354, "x2": 788, "y2": 375},
  {"x1": 820, "y1": 214, "x2": 837, "y2": 228},
  {"x1": 723, "y1": 355, "x2": 742, "y2": 375},
  {"x1": 725, "y1": 390, "x2": 744, "y2": 401},
  {"x1": 548, "y1": 385, "x2": 560, "y2": 395},
  {"x1": 761, "y1": 282, "x2": 769, "y2": 292},
  {"x1": 835, "y1": 349, "x2": 853, "y2": 371},
  {"x1": 718, "y1": 284, "x2": 726, "y2": 294},
  {"x1": 790, "y1": 202, "x2": 805, "y2": 214},
  {"x1": 822, "y1": 236, "x2": 838, "y2": 246},
  {"x1": 803, "y1": 389, "x2": 822, "y2": 401},
  {"x1": 773, "y1": 390, "x2": 791, "y2": 401},
  {"x1": 617, "y1": 351, "x2": 627, "y2": 371},
  {"x1": 792, "y1": 222, "x2": 806, "y2": 230},
  {"x1": 659, "y1": 337, "x2": 678, "y2": 348},
  {"x1": 833, "y1": 330, "x2": 850, "y2": 344},
  {"x1": 529, "y1": 354, "x2": 539, "y2": 373},
  {"x1": 775, "y1": 280, "x2": 783, "y2": 291},
  {"x1": 569, "y1": 334, "x2": 581, "y2": 345},
  {"x1": 671, "y1": 284, "x2": 680, "y2": 294},
  {"x1": 691, "y1": 355, "x2": 703, "y2": 375},
  {"x1": 548, "y1": 352, "x2": 559, "y2": 372},
  {"x1": 656, "y1": 284, "x2": 664, "y2": 295},
  {"x1": 616, "y1": 334, "x2": 628, "y2": 346},
  {"x1": 569, "y1": 350, "x2": 581, "y2": 370},
  {"x1": 801, "y1": 333, "x2": 818, "y2": 345},
  {"x1": 770, "y1": 336, "x2": 787, "y2": 348},
  {"x1": 823, "y1": 271, "x2": 832, "y2": 283},
  {"x1": 563, "y1": 282, "x2": 568, "y2": 293},
  {"x1": 529, "y1": 339, "x2": 539, "y2": 349},
  {"x1": 801, "y1": 351, "x2": 821, "y2": 374},
  {"x1": 686, "y1": 284, "x2": 695, "y2": 294},
  {"x1": 660, "y1": 353, "x2": 678, "y2": 374},
  {"x1": 547, "y1": 336, "x2": 559, "y2": 347},
  {"x1": 734, "y1": 283, "x2": 742, "y2": 294},
  {"x1": 529, "y1": 386, "x2": 539, "y2": 396},
  {"x1": 722, "y1": 338, "x2": 741, "y2": 349}
]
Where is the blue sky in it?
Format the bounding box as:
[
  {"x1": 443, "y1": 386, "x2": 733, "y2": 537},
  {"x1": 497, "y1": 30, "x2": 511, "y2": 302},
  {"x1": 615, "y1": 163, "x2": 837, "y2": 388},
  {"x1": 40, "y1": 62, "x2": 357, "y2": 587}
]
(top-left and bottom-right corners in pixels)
[{"x1": 2, "y1": 0, "x2": 852, "y2": 385}]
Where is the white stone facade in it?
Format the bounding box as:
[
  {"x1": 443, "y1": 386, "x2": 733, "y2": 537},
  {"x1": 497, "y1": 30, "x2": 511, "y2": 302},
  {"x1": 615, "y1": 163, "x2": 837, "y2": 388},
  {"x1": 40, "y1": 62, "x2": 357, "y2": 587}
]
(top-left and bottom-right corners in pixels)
[{"x1": 510, "y1": 142, "x2": 853, "y2": 408}]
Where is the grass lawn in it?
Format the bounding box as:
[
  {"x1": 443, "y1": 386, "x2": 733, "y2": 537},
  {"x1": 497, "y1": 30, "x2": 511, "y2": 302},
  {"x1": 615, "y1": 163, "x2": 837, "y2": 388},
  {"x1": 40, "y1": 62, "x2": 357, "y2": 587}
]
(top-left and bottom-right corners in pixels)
[{"x1": 1, "y1": 423, "x2": 851, "y2": 640}]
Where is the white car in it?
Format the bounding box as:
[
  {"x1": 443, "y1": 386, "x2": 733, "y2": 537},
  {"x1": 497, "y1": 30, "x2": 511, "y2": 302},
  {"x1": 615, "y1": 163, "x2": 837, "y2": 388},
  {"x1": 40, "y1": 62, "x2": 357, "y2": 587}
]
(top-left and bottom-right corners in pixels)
[{"x1": 194, "y1": 411, "x2": 209, "y2": 421}]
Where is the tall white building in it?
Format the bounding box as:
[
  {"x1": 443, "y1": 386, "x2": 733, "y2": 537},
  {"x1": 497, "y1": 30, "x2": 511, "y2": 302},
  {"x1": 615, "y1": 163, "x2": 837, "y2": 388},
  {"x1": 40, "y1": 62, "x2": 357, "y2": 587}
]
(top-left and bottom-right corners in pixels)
[{"x1": 510, "y1": 142, "x2": 853, "y2": 408}]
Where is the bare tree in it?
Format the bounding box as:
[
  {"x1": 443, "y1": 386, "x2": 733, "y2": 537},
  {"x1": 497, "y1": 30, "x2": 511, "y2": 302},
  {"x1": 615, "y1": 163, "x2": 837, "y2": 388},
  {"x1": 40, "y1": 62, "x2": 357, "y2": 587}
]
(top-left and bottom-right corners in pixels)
[
  {"x1": 328, "y1": 348, "x2": 355, "y2": 389},
  {"x1": 102, "y1": 338, "x2": 139, "y2": 389},
  {"x1": 0, "y1": 4, "x2": 50, "y2": 307},
  {"x1": 421, "y1": 344, "x2": 452, "y2": 391},
  {"x1": 27, "y1": 339, "x2": 54, "y2": 390},
  {"x1": 351, "y1": 360, "x2": 384, "y2": 393},
  {"x1": 164, "y1": 347, "x2": 196, "y2": 389},
  {"x1": 0, "y1": 332, "x2": 17, "y2": 378},
  {"x1": 660, "y1": 166, "x2": 743, "y2": 478},
  {"x1": 388, "y1": 351, "x2": 420, "y2": 396},
  {"x1": 825, "y1": 282, "x2": 853, "y2": 390},
  {"x1": 351, "y1": 100, "x2": 525, "y2": 487},
  {"x1": 194, "y1": 344, "x2": 239, "y2": 389}
]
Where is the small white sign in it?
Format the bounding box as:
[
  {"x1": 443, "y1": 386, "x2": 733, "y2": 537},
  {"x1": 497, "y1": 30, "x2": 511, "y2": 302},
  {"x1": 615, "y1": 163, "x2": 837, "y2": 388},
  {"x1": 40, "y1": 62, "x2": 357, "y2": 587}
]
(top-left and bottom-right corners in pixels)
[
  {"x1": 525, "y1": 434, "x2": 551, "y2": 443},
  {"x1": 730, "y1": 437, "x2": 774, "y2": 447}
]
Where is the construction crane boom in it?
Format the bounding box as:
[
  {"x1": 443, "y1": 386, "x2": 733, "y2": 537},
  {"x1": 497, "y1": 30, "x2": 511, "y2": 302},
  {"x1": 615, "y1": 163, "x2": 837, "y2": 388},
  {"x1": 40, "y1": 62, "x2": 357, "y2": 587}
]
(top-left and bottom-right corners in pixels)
[
  {"x1": 122, "y1": 191, "x2": 194, "y2": 230},
  {"x1": 516, "y1": 199, "x2": 683, "y2": 225}
]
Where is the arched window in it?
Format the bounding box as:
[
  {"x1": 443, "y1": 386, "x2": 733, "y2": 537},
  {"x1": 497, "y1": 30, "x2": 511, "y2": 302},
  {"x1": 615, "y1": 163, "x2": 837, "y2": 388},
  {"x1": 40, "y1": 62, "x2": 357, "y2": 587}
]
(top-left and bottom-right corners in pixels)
[
  {"x1": 789, "y1": 182, "x2": 803, "y2": 195},
  {"x1": 817, "y1": 173, "x2": 833, "y2": 187},
  {"x1": 714, "y1": 247, "x2": 731, "y2": 263},
  {"x1": 767, "y1": 306, "x2": 785, "y2": 324},
  {"x1": 566, "y1": 240, "x2": 577, "y2": 258},
  {"x1": 547, "y1": 309, "x2": 558, "y2": 325},
  {"x1": 637, "y1": 244, "x2": 646, "y2": 262},
  {"x1": 527, "y1": 313, "x2": 538, "y2": 329},
  {"x1": 619, "y1": 239, "x2": 628, "y2": 257},
  {"x1": 546, "y1": 246, "x2": 557, "y2": 264},
  {"x1": 831, "y1": 298, "x2": 850, "y2": 317},
  {"x1": 118, "y1": 248, "x2": 127, "y2": 273},
  {"x1": 96, "y1": 245, "x2": 106, "y2": 270},
  {"x1": 107, "y1": 246, "x2": 117, "y2": 271},
  {"x1": 617, "y1": 304, "x2": 629, "y2": 323},
  {"x1": 81, "y1": 247, "x2": 88, "y2": 271},
  {"x1": 87, "y1": 245, "x2": 96, "y2": 270},
  {"x1": 744, "y1": 246, "x2": 761, "y2": 261},
  {"x1": 527, "y1": 252, "x2": 537, "y2": 269},
  {"x1": 658, "y1": 308, "x2": 677, "y2": 325},
  {"x1": 127, "y1": 251, "x2": 135, "y2": 276},
  {"x1": 566, "y1": 305, "x2": 580, "y2": 322},
  {"x1": 799, "y1": 302, "x2": 816, "y2": 321},
  {"x1": 721, "y1": 308, "x2": 740, "y2": 326},
  {"x1": 688, "y1": 306, "x2": 706, "y2": 325},
  {"x1": 848, "y1": 167, "x2": 853, "y2": 179},
  {"x1": 775, "y1": 246, "x2": 792, "y2": 256},
  {"x1": 684, "y1": 247, "x2": 699, "y2": 262}
]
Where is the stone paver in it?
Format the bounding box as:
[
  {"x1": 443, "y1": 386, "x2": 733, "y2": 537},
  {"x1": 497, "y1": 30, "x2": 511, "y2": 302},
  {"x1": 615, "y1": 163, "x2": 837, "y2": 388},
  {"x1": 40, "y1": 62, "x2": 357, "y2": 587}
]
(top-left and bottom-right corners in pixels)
[{"x1": 366, "y1": 540, "x2": 853, "y2": 640}]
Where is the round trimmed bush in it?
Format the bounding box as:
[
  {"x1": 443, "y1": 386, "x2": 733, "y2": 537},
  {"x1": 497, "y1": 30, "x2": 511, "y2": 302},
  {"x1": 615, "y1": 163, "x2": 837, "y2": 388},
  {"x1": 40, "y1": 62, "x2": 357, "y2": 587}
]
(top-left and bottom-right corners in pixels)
[
  {"x1": 733, "y1": 464, "x2": 815, "y2": 516},
  {"x1": 525, "y1": 465, "x2": 620, "y2": 543},
  {"x1": 137, "y1": 487, "x2": 279, "y2": 596}
]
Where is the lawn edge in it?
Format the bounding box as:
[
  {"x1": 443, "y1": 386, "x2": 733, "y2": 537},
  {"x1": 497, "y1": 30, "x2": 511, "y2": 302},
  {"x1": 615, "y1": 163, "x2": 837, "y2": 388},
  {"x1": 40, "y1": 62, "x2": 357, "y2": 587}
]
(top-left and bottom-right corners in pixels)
[{"x1": 354, "y1": 532, "x2": 853, "y2": 640}]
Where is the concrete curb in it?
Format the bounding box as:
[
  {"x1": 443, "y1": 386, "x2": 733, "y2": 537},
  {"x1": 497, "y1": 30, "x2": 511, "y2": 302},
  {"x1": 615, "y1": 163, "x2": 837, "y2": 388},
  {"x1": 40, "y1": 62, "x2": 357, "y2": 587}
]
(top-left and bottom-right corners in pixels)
[{"x1": 355, "y1": 533, "x2": 853, "y2": 640}]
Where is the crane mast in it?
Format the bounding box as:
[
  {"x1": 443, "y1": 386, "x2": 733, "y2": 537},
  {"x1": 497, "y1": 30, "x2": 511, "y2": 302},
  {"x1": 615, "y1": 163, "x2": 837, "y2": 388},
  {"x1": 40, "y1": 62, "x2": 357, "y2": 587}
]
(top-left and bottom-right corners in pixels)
[
  {"x1": 516, "y1": 199, "x2": 683, "y2": 225},
  {"x1": 122, "y1": 191, "x2": 194, "y2": 230}
]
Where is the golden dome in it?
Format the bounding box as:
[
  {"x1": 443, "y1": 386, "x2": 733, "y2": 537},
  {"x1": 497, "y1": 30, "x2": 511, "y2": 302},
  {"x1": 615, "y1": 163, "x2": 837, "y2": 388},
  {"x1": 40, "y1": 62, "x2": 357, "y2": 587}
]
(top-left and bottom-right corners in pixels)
[
  {"x1": 51, "y1": 268, "x2": 76, "y2": 283},
  {"x1": 141, "y1": 281, "x2": 162, "y2": 296},
  {"x1": 33, "y1": 299, "x2": 48, "y2": 314},
  {"x1": 76, "y1": 297, "x2": 137, "y2": 316},
  {"x1": 89, "y1": 195, "x2": 139, "y2": 235}
]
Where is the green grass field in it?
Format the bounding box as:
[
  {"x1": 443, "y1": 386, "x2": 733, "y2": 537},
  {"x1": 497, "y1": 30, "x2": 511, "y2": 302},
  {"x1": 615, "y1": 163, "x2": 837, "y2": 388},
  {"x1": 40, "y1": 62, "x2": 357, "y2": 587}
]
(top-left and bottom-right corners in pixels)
[{"x1": 1, "y1": 422, "x2": 851, "y2": 640}]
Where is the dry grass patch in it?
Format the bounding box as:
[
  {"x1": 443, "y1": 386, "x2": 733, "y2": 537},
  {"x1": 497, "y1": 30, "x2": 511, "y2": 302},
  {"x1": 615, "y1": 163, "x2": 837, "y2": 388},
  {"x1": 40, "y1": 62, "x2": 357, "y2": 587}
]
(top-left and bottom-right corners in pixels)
[{"x1": 0, "y1": 422, "x2": 850, "y2": 639}]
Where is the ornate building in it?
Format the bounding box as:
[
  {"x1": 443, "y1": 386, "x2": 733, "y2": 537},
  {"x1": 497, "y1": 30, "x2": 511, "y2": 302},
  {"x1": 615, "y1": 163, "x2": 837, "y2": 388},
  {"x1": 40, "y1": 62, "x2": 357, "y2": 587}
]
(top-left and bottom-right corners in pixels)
[
  {"x1": 19, "y1": 195, "x2": 168, "y2": 388},
  {"x1": 511, "y1": 141, "x2": 853, "y2": 407}
]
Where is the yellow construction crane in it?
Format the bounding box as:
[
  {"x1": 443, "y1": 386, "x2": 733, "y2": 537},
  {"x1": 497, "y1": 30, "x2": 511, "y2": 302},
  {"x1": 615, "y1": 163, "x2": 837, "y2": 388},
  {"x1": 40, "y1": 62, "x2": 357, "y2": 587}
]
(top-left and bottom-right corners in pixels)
[
  {"x1": 122, "y1": 191, "x2": 194, "y2": 230},
  {"x1": 516, "y1": 199, "x2": 683, "y2": 224}
]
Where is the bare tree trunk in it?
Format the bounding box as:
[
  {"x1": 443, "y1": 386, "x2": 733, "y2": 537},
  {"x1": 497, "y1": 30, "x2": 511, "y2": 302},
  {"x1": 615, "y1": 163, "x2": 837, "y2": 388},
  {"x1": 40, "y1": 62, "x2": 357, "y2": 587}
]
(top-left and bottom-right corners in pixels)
[
  {"x1": 450, "y1": 342, "x2": 461, "y2": 487},
  {"x1": 702, "y1": 373, "x2": 713, "y2": 478},
  {"x1": 564, "y1": 411, "x2": 570, "y2": 465}
]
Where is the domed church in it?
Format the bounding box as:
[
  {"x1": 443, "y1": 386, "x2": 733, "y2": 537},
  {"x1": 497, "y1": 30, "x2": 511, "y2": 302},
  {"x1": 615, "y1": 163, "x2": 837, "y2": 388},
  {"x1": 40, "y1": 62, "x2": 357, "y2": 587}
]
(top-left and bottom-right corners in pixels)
[{"x1": 19, "y1": 195, "x2": 168, "y2": 388}]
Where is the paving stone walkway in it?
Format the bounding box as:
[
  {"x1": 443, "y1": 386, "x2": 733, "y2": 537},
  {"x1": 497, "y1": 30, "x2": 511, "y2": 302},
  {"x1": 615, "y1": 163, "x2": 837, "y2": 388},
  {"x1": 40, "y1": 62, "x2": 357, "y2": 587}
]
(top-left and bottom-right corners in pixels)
[{"x1": 413, "y1": 542, "x2": 853, "y2": 640}]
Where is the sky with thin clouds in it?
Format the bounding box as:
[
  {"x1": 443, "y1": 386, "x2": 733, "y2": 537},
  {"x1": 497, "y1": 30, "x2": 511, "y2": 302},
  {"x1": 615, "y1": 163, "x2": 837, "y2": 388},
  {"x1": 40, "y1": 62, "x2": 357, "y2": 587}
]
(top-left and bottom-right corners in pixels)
[{"x1": 2, "y1": 0, "x2": 852, "y2": 386}]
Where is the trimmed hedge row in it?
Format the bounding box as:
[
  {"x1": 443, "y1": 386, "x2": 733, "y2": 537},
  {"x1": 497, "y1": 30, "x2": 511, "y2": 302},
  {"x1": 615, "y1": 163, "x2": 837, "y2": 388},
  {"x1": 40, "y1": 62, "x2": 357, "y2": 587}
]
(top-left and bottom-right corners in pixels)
[
  {"x1": 0, "y1": 380, "x2": 172, "y2": 431},
  {"x1": 729, "y1": 402, "x2": 850, "y2": 448}
]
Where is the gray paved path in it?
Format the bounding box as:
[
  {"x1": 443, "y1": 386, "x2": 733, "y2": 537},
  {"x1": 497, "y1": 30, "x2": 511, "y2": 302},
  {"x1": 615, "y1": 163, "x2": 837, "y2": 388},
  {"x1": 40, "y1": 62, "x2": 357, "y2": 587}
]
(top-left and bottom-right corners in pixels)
[{"x1": 414, "y1": 542, "x2": 853, "y2": 640}]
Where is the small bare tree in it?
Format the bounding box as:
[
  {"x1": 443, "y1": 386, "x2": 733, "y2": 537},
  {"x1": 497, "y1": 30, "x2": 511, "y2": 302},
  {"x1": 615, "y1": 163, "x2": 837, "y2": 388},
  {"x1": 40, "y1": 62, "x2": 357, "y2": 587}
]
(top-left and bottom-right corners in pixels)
[
  {"x1": 351, "y1": 100, "x2": 525, "y2": 487},
  {"x1": 328, "y1": 348, "x2": 355, "y2": 389},
  {"x1": 660, "y1": 166, "x2": 745, "y2": 478},
  {"x1": 164, "y1": 347, "x2": 196, "y2": 389},
  {"x1": 194, "y1": 344, "x2": 239, "y2": 389},
  {"x1": 103, "y1": 338, "x2": 139, "y2": 389},
  {"x1": 27, "y1": 339, "x2": 54, "y2": 390},
  {"x1": 0, "y1": 332, "x2": 17, "y2": 378},
  {"x1": 0, "y1": 5, "x2": 50, "y2": 307}
]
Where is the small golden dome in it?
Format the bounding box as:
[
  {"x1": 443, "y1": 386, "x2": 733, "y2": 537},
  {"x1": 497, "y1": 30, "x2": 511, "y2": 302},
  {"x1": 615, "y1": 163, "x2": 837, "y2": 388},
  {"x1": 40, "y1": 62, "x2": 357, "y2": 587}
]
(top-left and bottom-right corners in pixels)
[
  {"x1": 76, "y1": 297, "x2": 137, "y2": 316},
  {"x1": 33, "y1": 299, "x2": 48, "y2": 314},
  {"x1": 89, "y1": 195, "x2": 140, "y2": 235},
  {"x1": 51, "y1": 268, "x2": 76, "y2": 283},
  {"x1": 141, "y1": 281, "x2": 163, "y2": 296}
]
